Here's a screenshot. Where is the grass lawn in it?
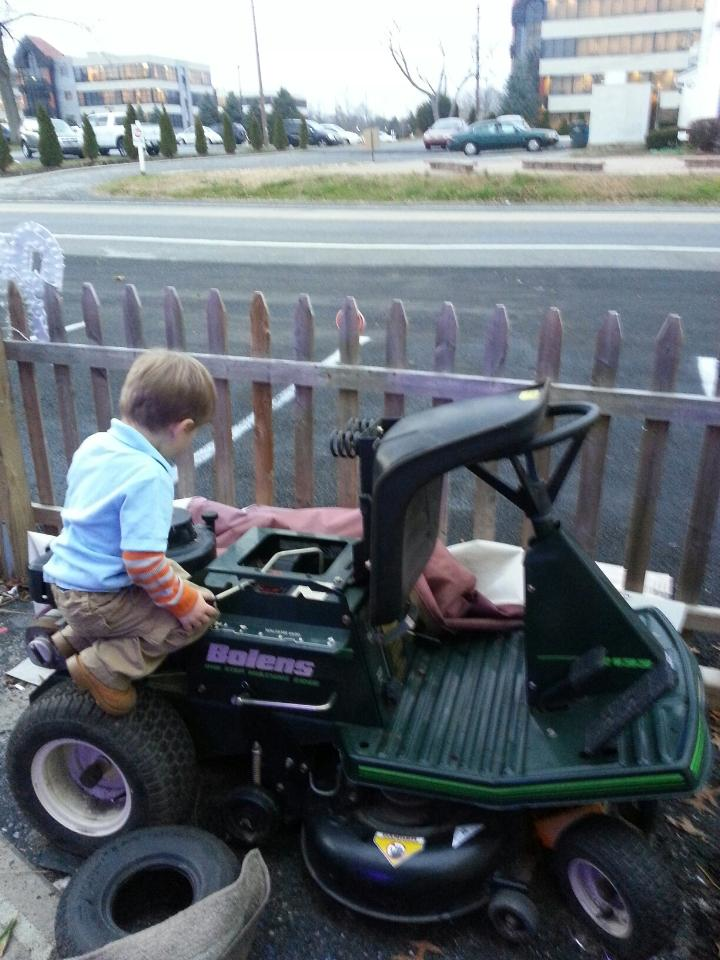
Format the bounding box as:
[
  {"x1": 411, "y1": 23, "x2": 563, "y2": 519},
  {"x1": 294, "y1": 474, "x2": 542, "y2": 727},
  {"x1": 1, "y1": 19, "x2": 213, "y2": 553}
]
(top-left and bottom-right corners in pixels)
[
  {"x1": 1, "y1": 155, "x2": 130, "y2": 177},
  {"x1": 100, "y1": 169, "x2": 720, "y2": 204}
]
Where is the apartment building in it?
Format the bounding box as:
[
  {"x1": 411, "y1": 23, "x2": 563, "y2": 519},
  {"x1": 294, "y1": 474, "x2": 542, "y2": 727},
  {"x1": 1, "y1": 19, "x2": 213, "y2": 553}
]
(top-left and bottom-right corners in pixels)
[{"x1": 14, "y1": 37, "x2": 215, "y2": 129}]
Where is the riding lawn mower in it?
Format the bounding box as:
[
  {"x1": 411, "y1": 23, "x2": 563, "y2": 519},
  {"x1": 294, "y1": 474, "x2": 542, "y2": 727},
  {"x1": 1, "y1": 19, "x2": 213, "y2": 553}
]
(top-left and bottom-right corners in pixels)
[{"x1": 7, "y1": 382, "x2": 712, "y2": 959}]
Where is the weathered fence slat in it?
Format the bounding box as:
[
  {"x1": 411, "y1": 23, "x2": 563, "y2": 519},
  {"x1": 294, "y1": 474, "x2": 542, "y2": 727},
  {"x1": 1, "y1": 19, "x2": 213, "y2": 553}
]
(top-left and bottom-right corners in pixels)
[
  {"x1": 123, "y1": 285, "x2": 146, "y2": 349},
  {"x1": 337, "y1": 296, "x2": 361, "y2": 508},
  {"x1": 574, "y1": 311, "x2": 622, "y2": 555},
  {"x1": 250, "y1": 292, "x2": 273, "y2": 506},
  {"x1": 164, "y1": 287, "x2": 195, "y2": 497},
  {"x1": 521, "y1": 307, "x2": 564, "y2": 546},
  {"x1": 293, "y1": 295, "x2": 315, "y2": 508},
  {"x1": 624, "y1": 315, "x2": 683, "y2": 592},
  {"x1": 207, "y1": 289, "x2": 236, "y2": 507},
  {"x1": 473, "y1": 304, "x2": 509, "y2": 541},
  {"x1": 677, "y1": 330, "x2": 720, "y2": 603},
  {"x1": 384, "y1": 300, "x2": 407, "y2": 419},
  {"x1": 9, "y1": 282, "x2": 54, "y2": 506},
  {"x1": 434, "y1": 302, "x2": 458, "y2": 542},
  {"x1": 45, "y1": 284, "x2": 80, "y2": 467},
  {"x1": 0, "y1": 335, "x2": 34, "y2": 577},
  {"x1": 82, "y1": 283, "x2": 113, "y2": 432}
]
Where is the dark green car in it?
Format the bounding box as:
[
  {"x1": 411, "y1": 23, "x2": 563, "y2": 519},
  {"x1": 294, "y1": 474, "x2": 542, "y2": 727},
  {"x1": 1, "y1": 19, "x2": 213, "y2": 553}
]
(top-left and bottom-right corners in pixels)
[{"x1": 448, "y1": 120, "x2": 559, "y2": 156}]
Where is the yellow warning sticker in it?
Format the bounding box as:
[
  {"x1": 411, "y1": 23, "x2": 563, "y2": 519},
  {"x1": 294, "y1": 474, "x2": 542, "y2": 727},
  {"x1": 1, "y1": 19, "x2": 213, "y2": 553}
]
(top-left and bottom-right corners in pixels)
[
  {"x1": 373, "y1": 832, "x2": 425, "y2": 869},
  {"x1": 518, "y1": 389, "x2": 540, "y2": 401}
]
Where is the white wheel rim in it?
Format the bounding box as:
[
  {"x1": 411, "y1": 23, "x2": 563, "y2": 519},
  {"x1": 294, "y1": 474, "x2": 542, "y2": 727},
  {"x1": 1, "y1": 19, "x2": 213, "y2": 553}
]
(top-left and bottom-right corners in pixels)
[
  {"x1": 568, "y1": 858, "x2": 632, "y2": 939},
  {"x1": 31, "y1": 738, "x2": 132, "y2": 837}
]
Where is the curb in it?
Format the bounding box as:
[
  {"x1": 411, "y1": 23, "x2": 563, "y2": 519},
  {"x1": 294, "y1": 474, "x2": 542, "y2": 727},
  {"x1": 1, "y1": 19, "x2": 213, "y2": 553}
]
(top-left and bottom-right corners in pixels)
[{"x1": 0, "y1": 834, "x2": 57, "y2": 959}]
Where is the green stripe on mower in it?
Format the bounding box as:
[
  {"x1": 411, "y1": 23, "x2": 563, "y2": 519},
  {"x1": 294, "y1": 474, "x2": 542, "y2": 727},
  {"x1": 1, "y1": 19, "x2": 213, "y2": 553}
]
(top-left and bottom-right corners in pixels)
[{"x1": 356, "y1": 765, "x2": 685, "y2": 803}]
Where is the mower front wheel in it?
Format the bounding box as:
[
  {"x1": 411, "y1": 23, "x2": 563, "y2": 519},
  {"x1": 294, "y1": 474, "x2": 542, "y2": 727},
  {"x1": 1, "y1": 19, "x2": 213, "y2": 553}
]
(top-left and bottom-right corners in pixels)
[
  {"x1": 553, "y1": 814, "x2": 678, "y2": 960},
  {"x1": 488, "y1": 889, "x2": 538, "y2": 943},
  {"x1": 7, "y1": 682, "x2": 197, "y2": 856}
]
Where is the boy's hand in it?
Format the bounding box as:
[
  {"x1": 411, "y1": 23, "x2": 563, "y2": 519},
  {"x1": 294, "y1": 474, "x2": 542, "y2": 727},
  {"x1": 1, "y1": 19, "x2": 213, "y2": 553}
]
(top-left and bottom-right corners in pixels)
[{"x1": 178, "y1": 592, "x2": 218, "y2": 632}]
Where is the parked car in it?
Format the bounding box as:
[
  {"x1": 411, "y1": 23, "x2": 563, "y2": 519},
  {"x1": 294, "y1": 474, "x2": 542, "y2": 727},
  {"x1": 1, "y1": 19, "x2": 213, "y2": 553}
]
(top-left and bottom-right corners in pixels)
[
  {"x1": 496, "y1": 115, "x2": 531, "y2": 130},
  {"x1": 20, "y1": 117, "x2": 83, "y2": 158},
  {"x1": 177, "y1": 124, "x2": 223, "y2": 145},
  {"x1": 321, "y1": 123, "x2": 363, "y2": 145},
  {"x1": 86, "y1": 112, "x2": 161, "y2": 156},
  {"x1": 448, "y1": 120, "x2": 559, "y2": 155},
  {"x1": 1, "y1": 122, "x2": 10, "y2": 143},
  {"x1": 423, "y1": 117, "x2": 467, "y2": 149},
  {"x1": 209, "y1": 121, "x2": 247, "y2": 144},
  {"x1": 283, "y1": 118, "x2": 339, "y2": 146},
  {"x1": 377, "y1": 130, "x2": 397, "y2": 142}
]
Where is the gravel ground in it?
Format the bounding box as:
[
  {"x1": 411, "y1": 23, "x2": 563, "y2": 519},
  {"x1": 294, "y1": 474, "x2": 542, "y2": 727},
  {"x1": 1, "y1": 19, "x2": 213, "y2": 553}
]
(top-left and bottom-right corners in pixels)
[{"x1": 0, "y1": 593, "x2": 718, "y2": 960}]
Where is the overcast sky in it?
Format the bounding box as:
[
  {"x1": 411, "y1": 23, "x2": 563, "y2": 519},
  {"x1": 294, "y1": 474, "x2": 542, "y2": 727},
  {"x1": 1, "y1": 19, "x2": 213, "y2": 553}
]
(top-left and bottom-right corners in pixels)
[{"x1": 4, "y1": 0, "x2": 513, "y2": 117}]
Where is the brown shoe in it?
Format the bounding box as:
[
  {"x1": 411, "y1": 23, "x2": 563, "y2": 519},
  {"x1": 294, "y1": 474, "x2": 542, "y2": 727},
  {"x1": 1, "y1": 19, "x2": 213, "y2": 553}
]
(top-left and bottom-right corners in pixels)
[{"x1": 66, "y1": 656, "x2": 137, "y2": 716}]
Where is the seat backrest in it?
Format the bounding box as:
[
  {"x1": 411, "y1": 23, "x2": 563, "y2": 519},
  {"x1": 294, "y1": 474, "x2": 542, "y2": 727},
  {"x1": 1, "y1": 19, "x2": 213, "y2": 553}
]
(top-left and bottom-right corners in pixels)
[{"x1": 368, "y1": 384, "x2": 549, "y2": 625}]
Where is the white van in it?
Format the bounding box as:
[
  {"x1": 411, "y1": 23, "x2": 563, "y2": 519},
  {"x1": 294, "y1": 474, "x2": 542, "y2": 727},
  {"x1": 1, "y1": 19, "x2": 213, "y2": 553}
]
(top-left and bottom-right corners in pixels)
[{"x1": 88, "y1": 112, "x2": 161, "y2": 156}]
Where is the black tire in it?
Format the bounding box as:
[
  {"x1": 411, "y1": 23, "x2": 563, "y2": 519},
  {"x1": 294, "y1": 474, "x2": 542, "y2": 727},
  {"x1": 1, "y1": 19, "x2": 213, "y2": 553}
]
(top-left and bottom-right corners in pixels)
[
  {"x1": 488, "y1": 889, "x2": 538, "y2": 943},
  {"x1": 54, "y1": 825, "x2": 239, "y2": 957},
  {"x1": 553, "y1": 814, "x2": 679, "y2": 960},
  {"x1": 6, "y1": 681, "x2": 197, "y2": 856},
  {"x1": 116, "y1": 136, "x2": 126, "y2": 156},
  {"x1": 21, "y1": 141, "x2": 33, "y2": 158},
  {"x1": 99, "y1": 148, "x2": 109, "y2": 156}
]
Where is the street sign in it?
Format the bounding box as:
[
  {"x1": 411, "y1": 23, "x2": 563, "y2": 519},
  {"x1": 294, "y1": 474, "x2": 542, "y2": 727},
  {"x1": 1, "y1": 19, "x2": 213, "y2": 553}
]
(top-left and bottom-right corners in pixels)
[{"x1": 131, "y1": 123, "x2": 145, "y2": 147}]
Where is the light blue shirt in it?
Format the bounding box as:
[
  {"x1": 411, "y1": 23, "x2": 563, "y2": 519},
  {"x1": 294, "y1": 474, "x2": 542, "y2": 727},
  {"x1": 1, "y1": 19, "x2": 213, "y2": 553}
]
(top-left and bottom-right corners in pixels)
[{"x1": 44, "y1": 420, "x2": 175, "y2": 592}]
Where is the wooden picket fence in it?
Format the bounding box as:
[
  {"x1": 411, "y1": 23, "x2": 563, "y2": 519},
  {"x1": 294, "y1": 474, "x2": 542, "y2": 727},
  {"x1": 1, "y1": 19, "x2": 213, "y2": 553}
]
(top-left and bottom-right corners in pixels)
[{"x1": 1, "y1": 278, "x2": 719, "y2": 634}]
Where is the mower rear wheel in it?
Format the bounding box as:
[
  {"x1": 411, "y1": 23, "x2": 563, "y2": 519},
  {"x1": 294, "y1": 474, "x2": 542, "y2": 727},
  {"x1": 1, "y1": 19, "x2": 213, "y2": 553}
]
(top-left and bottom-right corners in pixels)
[
  {"x1": 553, "y1": 814, "x2": 678, "y2": 960},
  {"x1": 6, "y1": 681, "x2": 197, "y2": 855},
  {"x1": 488, "y1": 889, "x2": 538, "y2": 943}
]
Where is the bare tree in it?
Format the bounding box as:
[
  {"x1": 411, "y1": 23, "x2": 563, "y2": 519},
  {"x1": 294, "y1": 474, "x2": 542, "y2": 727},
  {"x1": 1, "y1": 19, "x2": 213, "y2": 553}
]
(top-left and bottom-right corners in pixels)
[
  {"x1": 388, "y1": 23, "x2": 448, "y2": 122},
  {"x1": 0, "y1": 5, "x2": 89, "y2": 141}
]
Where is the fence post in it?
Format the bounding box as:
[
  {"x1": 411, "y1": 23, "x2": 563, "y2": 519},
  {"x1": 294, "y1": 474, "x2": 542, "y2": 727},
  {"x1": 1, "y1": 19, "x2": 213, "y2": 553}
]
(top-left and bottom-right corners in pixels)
[
  {"x1": 521, "y1": 307, "x2": 563, "y2": 546},
  {"x1": 573, "y1": 311, "x2": 622, "y2": 555},
  {"x1": 123, "y1": 284, "x2": 146, "y2": 350},
  {"x1": 206, "y1": 289, "x2": 236, "y2": 506},
  {"x1": 293, "y1": 295, "x2": 315, "y2": 508},
  {"x1": 624, "y1": 315, "x2": 683, "y2": 592},
  {"x1": 9, "y1": 282, "x2": 54, "y2": 506},
  {"x1": 473, "y1": 304, "x2": 509, "y2": 541},
  {"x1": 433, "y1": 302, "x2": 458, "y2": 542},
  {"x1": 45, "y1": 283, "x2": 80, "y2": 467},
  {"x1": 384, "y1": 300, "x2": 407, "y2": 419},
  {"x1": 82, "y1": 283, "x2": 113, "y2": 432},
  {"x1": 164, "y1": 287, "x2": 196, "y2": 497},
  {"x1": 677, "y1": 325, "x2": 720, "y2": 603},
  {"x1": 250, "y1": 292, "x2": 274, "y2": 506},
  {"x1": 0, "y1": 335, "x2": 34, "y2": 579},
  {"x1": 337, "y1": 296, "x2": 361, "y2": 508}
]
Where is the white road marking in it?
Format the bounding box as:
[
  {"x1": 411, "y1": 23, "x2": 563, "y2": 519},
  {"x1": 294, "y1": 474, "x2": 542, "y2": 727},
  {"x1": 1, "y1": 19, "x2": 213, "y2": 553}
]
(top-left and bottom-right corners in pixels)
[
  {"x1": 697, "y1": 355, "x2": 719, "y2": 397},
  {"x1": 193, "y1": 336, "x2": 371, "y2": 468},
  {"x1": 5, "y1": 233, "x2": 718, "y2": 255},
  {"x1": 65, "y1": 322, "x2": 85, "y2": 332}
]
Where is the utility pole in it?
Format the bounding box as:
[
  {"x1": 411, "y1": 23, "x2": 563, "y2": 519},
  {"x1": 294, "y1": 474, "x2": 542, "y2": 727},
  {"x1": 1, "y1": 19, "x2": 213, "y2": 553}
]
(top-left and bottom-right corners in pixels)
[
  {"x1": 249, "y1": 0, "x2": 269, "y2": 146},
  {"x1": 474, "y1": 4, "x2": 480, "y2": 118}
]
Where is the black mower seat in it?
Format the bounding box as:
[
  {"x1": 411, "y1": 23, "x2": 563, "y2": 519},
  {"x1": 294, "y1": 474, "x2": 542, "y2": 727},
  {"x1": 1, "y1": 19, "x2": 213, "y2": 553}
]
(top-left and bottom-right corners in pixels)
[{"x1": 370, "y1": 384, "x2": 549, "y2": 626}]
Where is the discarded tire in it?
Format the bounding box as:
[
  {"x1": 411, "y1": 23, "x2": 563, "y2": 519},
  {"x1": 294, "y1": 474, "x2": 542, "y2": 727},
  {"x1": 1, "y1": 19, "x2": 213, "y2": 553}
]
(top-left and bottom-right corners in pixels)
[
  {"x1": 7, "y1": 681, "x2": 197, "y2": 855},
  {"x1": 54, "y1": 825, "x2": 240, "y2": 958}
]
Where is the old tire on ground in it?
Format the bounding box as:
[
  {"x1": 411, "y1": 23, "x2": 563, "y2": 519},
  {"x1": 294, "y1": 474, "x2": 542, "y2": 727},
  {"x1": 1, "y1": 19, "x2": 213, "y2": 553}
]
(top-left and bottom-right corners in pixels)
[
  {"x1": 553, "y1": 814, "x2": 678, "y2": 960},
  {"x1": 54, "y1": 825, "x2": 239, "y2": 957},
  {"x1": 6, "y1": 681, "x2": 197, "y2": 856}
]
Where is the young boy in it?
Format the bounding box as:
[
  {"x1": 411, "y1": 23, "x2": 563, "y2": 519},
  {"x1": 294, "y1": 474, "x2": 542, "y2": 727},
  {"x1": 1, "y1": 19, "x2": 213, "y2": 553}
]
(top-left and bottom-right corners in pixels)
[{"x1": 37, "y1": 349, "x2": 219, "y2": 716}]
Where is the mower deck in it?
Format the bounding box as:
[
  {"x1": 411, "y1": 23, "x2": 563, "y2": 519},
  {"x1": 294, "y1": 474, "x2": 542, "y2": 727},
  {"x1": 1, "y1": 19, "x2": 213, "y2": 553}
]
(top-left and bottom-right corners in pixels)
[{"x1": 342, "y1": 609, "x2": 709, "y2": 808}]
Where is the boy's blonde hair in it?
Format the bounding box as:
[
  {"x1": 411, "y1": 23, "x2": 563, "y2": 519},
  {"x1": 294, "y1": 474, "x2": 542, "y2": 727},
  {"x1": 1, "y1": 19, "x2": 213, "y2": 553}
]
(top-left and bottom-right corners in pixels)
[{"x1": 120, "y1": 349, "x2": 216, "y2": 431}]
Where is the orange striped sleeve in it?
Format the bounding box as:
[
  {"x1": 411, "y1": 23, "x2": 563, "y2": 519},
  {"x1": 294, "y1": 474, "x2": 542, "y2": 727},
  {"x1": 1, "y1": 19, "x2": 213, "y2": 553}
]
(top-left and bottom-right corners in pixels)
[{"x1": 122, "y1": 550, "x2": 199, "y2": 619}]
